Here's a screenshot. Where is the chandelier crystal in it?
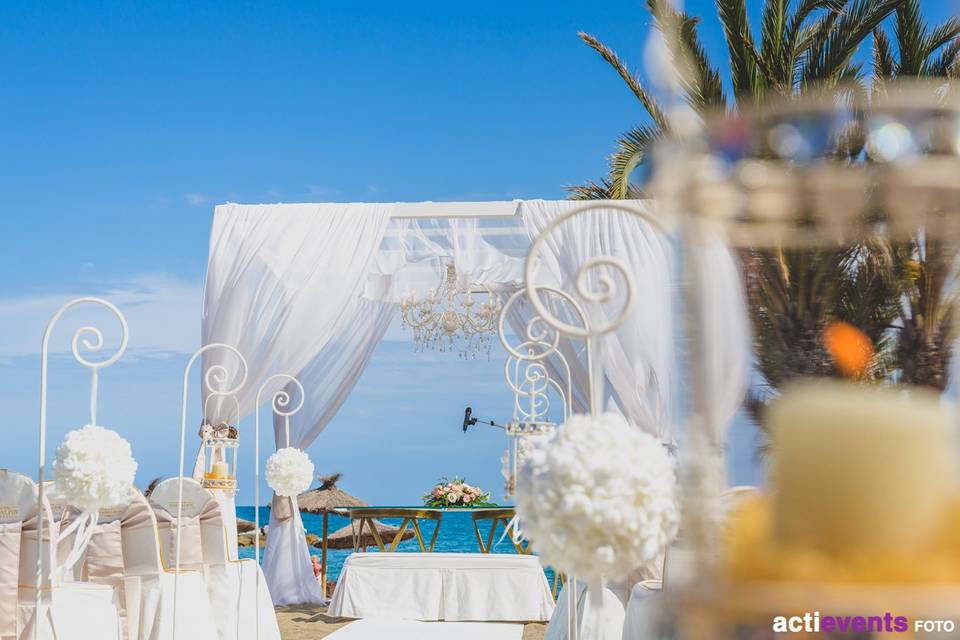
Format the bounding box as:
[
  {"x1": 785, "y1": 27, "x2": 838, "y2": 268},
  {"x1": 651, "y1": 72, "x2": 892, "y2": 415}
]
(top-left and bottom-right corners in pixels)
[{"x1": 399, "y1": 263, "x2": 502, "y2": 358}]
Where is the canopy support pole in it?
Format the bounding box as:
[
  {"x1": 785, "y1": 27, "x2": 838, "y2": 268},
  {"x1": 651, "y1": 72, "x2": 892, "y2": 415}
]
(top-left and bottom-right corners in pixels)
[{"x1": 321, "y1": 512, "x2": 329, "y2": 596}]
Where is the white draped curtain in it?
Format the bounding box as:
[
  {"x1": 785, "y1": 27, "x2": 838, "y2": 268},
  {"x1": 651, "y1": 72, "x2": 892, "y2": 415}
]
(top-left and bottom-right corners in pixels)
[
  {"x1": 512, "y1": 199, "x2": 750, "y2": 446},
  {"x1": 202, "y1": 203, "x2": 394, "y2": 604}
]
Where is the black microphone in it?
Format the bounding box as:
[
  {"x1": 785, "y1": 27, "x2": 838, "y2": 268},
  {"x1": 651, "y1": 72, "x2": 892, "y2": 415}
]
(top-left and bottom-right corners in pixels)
[{"x1": 463, "y1": 407, "x2": 476, "y2": 432}]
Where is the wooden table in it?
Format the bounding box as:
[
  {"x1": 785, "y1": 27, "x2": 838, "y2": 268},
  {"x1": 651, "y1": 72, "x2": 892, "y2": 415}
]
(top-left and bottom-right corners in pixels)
[
  {"x1": 335, "y1": 506, "x2": 523, "y2": 554},
  {"x1": 470, "y1": 507, "x2": 526, "y2": 554}
]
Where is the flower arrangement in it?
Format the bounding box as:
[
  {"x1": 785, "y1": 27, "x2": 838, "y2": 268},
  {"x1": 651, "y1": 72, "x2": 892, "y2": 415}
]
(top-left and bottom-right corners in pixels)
[
  {"x1": 53, "y1": 425, "x2": 138, "y2": 512},
  {"x1": 515, "y1": 412, "x2": 680, "y2": 584},
  {"x1": 423, "y1": 477, "x2": 495, "y2": 507},
  {"x1": 265, "y1": 447, "x2": 315, "y2": 497}
]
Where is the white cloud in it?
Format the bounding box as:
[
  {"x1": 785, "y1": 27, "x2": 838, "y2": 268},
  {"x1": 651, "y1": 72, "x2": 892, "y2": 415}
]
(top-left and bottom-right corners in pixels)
[
  {"x1": 0, "y1": 273, "x2": 203, "y2": 362},
  {"x1": 184, "y1": 193, "x2": 210, "y2": 206},
  {"x1": 307, "y1": 185, "x2": 341, "y2": 197}
]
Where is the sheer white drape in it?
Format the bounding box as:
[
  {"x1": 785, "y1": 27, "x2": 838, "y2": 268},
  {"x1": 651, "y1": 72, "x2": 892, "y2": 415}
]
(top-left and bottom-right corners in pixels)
[
  {"x1": 516, "y1": 200, "x2": 676, "y2": 438},
  {"x1": 364, "y1": 217, "x2": 526, "y2": 303},
  {"x1": 202, "y1": 203, "x2": 393, "y2": 603},
  {"x1": 514, "y1": 199, "x2": 750, "y2": 445},
  {"x1": 202, "y1": 203, "x2": 394, "y2": 419}
]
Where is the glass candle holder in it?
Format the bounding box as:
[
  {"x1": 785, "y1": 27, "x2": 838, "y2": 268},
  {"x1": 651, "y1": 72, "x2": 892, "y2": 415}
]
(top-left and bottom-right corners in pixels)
[{"x1": 647, "y1": 82, "x2": 960, "y2": 638}]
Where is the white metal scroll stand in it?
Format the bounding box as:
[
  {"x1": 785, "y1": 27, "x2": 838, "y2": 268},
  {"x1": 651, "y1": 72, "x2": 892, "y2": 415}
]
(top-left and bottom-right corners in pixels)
[
  {"x1": 254, "y1": 374, "x2": 306, "y2": 638},
  {"x1": 36, "y1": 297, "x2": 129, "y2": 640},
  {"x1": 174, "y1": 343, "x2": 248, "y2": 638},
  {"x1": 498, "y1": 285, "x2": 581, "y2": 636},
  {"x1": 521, "y1": 201, "x2": 669, "y2": 640},
  {"x1": 498, "y1": 286, "x2": 578, "y2": 512}
]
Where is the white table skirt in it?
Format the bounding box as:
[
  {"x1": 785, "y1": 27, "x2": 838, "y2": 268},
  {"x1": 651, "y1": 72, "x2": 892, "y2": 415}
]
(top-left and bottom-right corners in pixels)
[{"x1": 328, "y1": 553, "x2": 555, "y2": 622}]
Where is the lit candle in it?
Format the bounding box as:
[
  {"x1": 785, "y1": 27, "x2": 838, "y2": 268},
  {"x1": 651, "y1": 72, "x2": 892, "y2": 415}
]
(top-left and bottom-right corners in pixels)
[
  {"x1": 212, "y1": 461, "x2": 230, "y2": 479},
  {"x1": 769, "y1": 380, "x2": 955, "y2": 554}
]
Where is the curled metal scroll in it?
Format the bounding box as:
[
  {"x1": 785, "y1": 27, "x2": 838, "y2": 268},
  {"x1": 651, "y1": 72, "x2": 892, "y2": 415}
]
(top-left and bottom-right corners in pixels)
[
  {"x1": 36, "y1": 297, "x2": 129, "y2": 638},
  {"x1": 253, "y1": 373, "x2": 306, "y2": 637},
  {"x1": 522, "y1": 201, "x2": 663, "y2": 414},
  {"x1": 174, "y1": 343, "x2": 248, "y2": 637}
]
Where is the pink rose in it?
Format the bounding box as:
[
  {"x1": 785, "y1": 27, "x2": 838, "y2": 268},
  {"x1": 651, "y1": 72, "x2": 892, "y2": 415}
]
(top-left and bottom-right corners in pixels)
[{"x1": 463, "y1": 494, "x2": 474, "y2": 503}]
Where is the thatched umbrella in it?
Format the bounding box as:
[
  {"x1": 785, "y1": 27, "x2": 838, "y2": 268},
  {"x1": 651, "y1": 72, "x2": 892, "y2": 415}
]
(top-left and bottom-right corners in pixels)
[
  {"x1": 321, "y1": 520, "x2": 415, "y2": 550},
  {"x1": 297, "y1": 472, "x2": 367, "y2": 592}
]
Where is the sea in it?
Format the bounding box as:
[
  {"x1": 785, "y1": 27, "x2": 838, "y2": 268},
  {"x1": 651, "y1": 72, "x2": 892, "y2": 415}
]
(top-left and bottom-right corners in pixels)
[{"x1": 235, "y1": 506, "x2": 556, "y2": 586}]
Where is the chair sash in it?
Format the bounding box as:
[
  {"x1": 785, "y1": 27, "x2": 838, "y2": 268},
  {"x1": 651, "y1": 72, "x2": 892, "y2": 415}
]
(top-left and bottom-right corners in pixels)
[
  {"x1": 197, "y1": 498, "x2": 224, "y2": 530},
  {"x1": 153, "y1": 510, "x2": 204, "y2": 571},
  {"x1": 0, "y1": 521, "x2": 21, "y2": 639},
  {"x1": 6, "y1": 501, "x2": 56, "y2": 640},
  {"x1": 84, "y1": 520, "x2": 130, "y2": 639},
  {"x1": 270, "y1": 495, "x2": 294, "y2": 523}
]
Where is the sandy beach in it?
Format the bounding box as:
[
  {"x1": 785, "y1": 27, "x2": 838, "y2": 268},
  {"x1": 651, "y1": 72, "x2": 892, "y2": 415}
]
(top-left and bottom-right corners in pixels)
[{"x1": 276, "y1": 605, "x2": 547, "y2": 639}]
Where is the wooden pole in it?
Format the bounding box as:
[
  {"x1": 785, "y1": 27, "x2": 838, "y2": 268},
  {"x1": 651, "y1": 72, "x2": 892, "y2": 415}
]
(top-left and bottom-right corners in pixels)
[{"x1": 321, "y1": 511, "x2": 329, "y2": 597}]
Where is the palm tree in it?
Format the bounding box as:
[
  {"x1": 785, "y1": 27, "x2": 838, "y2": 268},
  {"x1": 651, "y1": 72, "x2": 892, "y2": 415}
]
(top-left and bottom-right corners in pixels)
[
  {"x1": 871, "y1": 0, "x2": 960, "y2": 390},
  {"x1": 575, "y1": 0, "x2": 906, "y2": 425},
  {"x1": 573, "y1": 0, "x2": 902, "y2": 199}
]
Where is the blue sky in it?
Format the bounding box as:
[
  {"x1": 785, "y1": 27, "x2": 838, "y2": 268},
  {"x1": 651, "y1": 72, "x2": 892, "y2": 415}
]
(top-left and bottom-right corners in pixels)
[{"x1": 0, "y1": 0, "x2": 952, "y2": 504}]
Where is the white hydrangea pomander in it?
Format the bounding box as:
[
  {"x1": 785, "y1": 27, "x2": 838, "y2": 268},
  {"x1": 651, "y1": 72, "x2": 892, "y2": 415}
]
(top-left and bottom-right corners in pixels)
[
  {"x1": 52, "y1": 425, "x2": 138, "y2": 512},
  {"x1": 265, "y1": 447, "x2": 315, "y2": 497},
  {"x1": 514, "y1": 412, "x2": 680, "y2": 585}
]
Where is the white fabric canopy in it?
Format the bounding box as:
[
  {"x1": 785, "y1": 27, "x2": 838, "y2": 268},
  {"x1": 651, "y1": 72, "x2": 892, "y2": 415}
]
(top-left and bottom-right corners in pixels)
[{"x1": 200, "y1": 199, "x2": 751, "y2": 604}]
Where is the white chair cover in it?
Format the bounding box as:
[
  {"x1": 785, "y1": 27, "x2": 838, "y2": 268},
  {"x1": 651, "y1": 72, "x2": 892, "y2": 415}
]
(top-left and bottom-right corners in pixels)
[
  {"x1": 0, "y1": 470, "x2": 121, "y2": 640},
  {"x1": 150, "y1": 478, "x2": 279, "y2": 640},
  {"x1": 110, "y1": 488, "x2": 218, "y2": 640}
]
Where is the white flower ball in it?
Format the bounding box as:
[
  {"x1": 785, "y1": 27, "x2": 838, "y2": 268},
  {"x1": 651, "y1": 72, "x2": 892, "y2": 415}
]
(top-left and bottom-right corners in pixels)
[
  {"x1": 266, "y1": 447, "x2": 314, "y2": 497},
  {"x1": 53, "y1": 425, "x2": 137, "y2": 512},
  {"x1": 515, "y1": 412, "x2": 680, "y2": 584}
]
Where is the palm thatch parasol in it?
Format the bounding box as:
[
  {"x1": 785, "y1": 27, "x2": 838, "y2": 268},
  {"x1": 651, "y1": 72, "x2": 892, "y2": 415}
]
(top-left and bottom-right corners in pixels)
[
  {"x1": 296, "y1": 472, "x2": 366, "y2": 593},
  {"x1": 320, "y1": 520, "x2": 415, "y2": 550},
  {"x1": 297, "y1": 472, "x2": 367, "y2": 513}
]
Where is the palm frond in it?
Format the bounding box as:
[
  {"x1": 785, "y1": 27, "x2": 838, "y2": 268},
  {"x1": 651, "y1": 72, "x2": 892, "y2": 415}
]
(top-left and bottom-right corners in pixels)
[
  {"x1": 566, "y1": 179, "x2": 615, "y2": 200},
  {"x1": 675, "y1": 12, "x2": 728, "y2": 109},
  {"x1": 872, "y1": 27, "x2": 896, "y2": 84},
  {"x1": 760, "y1": 0, "x2": 791, "y2": 90},
  {"x1": 787, "y1": 0, "x2": 847, "y2": 52},
  {"x1": 717, "y1": 0, "x2": 762, "y2": 100},
  {"x1": 931, "y1": 38, "x2": 960, "y2": 77},
  {"x1": 893, "y1": 0, "x2": 926, "y2": 75},
  {"x1": 802, "y1": 0, "x2": 902, "y2": 87},
  {"x1": 922, "y1": 20, "x2": 960, "y2": 74},
  {"x1": 609, "y1": 126, "x2": 661, "y2": 199},
  {"x1": 646, "y1": 1, "x2": 726, "y2": 111},
  {"x1": 578, "y1": 32, "x2": 670, "y2": 130}
]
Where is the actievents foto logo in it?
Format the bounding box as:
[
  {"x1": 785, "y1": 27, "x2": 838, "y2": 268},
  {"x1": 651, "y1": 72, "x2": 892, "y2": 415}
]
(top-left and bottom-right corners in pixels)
[{"x1": 772, "y1": 612, "x2": 957, "y2": 634}]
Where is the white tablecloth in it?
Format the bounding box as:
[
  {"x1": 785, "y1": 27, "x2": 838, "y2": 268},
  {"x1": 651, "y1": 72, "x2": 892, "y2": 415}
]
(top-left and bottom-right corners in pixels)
[{"x1": 328, "y1": 553, "x2": 555, "y2": 622}]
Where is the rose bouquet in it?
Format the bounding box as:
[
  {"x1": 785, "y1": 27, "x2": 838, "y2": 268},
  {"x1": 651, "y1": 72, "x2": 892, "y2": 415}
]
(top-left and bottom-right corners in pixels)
[{"x1": 423, "y1": 476, "x2": 495, "y2": 507}]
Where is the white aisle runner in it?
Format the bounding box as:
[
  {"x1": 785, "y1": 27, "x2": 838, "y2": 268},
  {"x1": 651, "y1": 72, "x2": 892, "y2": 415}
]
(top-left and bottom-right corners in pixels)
[{"x1": 326, "y1": 619, "x2": 524, "y2": 640}]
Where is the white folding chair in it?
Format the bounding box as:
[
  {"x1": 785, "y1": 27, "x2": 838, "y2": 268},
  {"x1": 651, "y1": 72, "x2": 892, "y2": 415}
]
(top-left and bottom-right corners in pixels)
[{"x1": 150, "y1": 478, "x2": 279, "y2": 640}]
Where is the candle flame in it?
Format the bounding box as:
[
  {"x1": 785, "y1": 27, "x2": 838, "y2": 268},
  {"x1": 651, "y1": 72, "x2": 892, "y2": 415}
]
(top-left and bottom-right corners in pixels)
[{"x1": 823, "y1": 321, "x2": 874, "y2": 379}]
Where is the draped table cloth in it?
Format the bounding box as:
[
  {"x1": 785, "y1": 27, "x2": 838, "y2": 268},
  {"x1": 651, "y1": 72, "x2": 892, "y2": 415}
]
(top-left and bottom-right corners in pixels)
[{"x1": 328, "y1": 553, "x2": 555, "y2": 622}]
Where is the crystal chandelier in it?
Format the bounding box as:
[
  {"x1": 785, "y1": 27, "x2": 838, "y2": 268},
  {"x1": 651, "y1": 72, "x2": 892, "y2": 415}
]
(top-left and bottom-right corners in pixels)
[{"x1": 399, "y1": 263, "x2": 503, "y2": 358}]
